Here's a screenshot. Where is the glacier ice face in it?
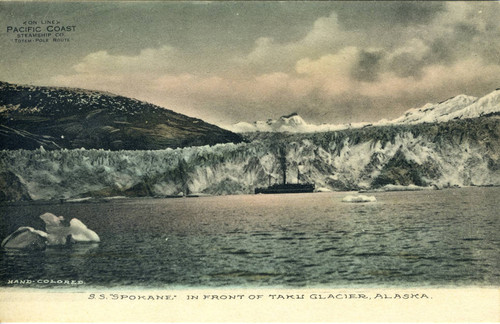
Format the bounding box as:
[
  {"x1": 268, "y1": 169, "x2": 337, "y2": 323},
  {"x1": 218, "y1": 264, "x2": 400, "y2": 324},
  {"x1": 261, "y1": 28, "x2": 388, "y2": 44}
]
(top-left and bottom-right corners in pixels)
[
  {"x1": 0, "y1": 117, "x2": 499, "y2": 201},
  {"x1": 2, "y1": 88, "x2": 498, "y2": 201}
]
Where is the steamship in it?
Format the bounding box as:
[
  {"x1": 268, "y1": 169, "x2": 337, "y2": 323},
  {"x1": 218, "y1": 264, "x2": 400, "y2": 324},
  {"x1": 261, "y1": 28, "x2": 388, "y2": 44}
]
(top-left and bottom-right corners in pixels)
[{"x1": 254, "y1": 150, "x2": 314, "y2": 194}]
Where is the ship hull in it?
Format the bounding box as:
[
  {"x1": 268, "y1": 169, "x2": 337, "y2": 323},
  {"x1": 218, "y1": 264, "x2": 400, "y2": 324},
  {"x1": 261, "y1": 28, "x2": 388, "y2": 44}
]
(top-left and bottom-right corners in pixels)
[{"x1": 255, "y1": 184, "x2": 315, "y2": 194}]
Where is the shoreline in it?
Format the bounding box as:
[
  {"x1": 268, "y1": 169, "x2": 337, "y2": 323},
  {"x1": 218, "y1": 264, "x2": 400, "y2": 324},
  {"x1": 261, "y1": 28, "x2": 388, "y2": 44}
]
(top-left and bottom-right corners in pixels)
[{"x1": 2, "y1": 184, "x2": 499, "y2": 207}]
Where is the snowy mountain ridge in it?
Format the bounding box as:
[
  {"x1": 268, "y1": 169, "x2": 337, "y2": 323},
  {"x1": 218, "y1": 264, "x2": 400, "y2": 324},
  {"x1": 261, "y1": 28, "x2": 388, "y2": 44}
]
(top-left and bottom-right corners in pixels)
[
  {"x1": 230, "y1": 89, "x2": 500, "y2": 133},
  {"x1": 233, "y1": 112, "x2": 309, "y2": 132}
]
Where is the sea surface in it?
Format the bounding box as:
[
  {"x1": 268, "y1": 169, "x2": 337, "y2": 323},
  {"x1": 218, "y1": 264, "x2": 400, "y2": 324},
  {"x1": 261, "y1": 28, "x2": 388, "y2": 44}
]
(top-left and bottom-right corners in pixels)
[{"x1": 1, "y1": 187, "x2": 499, "y2": 288}]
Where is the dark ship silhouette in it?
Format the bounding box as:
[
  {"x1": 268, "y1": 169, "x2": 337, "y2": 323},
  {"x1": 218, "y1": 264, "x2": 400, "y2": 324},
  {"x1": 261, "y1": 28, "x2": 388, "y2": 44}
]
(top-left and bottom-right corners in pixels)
[{"x1": 255, "y1": 147, "x2": 314, "y2": 194}]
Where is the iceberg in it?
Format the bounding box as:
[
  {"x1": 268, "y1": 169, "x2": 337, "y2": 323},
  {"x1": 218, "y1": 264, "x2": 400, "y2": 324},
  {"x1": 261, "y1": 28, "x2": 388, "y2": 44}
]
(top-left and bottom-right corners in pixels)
[
  {"x1": 342, "y1": 194, "x2": 377, "y2": 203},
  {"x1": 1, "y1": 213, "x2": 100, "y2": 250},
  {"x1": 40, "y1": 212, "x2": 100, "y2": 244},
  {"x1": 375, "y1": 184, "x2": 430, "y2": 192},
  {"x1": 1, "y1": 227, "x2": 48, "y2": 250},
  {"x1": 67, "y1": 218, "x2": 100, "y2": 243}
]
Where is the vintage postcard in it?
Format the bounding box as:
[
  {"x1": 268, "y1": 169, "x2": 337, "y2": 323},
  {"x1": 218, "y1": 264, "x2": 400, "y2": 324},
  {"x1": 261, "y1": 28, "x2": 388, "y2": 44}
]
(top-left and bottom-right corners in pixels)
[{"x1": 0, "y1": 1, "x2": 499, "y2": 322}]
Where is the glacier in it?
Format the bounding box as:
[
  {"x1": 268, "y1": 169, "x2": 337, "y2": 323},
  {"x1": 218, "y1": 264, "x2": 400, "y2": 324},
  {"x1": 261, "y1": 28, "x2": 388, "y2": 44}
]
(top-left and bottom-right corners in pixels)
[{"x1": 1, "y1": 116, "x2": 499, "y2": 201}]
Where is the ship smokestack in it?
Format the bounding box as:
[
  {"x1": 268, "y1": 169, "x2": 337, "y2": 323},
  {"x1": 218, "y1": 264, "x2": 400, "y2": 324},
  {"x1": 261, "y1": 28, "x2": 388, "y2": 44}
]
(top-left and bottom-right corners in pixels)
[{"x1": 279, "y1": 146, "x2": 287, "y2": 185}]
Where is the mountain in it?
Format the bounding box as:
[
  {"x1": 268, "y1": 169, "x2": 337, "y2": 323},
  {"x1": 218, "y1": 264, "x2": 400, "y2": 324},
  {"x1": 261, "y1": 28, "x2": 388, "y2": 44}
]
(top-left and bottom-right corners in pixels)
[
  {"x1": 229, "y1": 89, "x2": 500, "y2": 133},
  {"x1": 232, "y1": 113, "x2": 310, "y2": 132},
  {"x1": 231, "y1": 112, "x2": 377, "y2": 133},
  {"x1": 0, "y1": 81, "x2": 242, "y2": 150},
  {"x1": 387, "y1": 90, "x2": 500, "y2": 124}
]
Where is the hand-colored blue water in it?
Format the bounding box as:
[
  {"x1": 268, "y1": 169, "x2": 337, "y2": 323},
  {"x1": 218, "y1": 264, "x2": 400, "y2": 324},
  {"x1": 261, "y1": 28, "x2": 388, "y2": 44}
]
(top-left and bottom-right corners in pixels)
[{"x1": 1, "y1": 187, "x2": 499, "y2": 288}]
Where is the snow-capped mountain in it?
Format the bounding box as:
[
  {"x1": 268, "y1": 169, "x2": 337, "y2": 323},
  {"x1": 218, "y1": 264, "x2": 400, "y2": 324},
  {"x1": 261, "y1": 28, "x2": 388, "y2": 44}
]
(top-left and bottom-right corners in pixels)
[
  {"x1": 230, "y1": 89, "x2": 500, "y2": 133},
  {"x1": 230, "y1": 112, "x2": 368, "y2": 133},
  {"x1": 0, "y1": 81, "x2": 242, "y2": 150},
  {"x1": 386, "y1": 90, "x2": 500, "y2": 124},
  {"x1": 232, "y1": 113, "x2": 309, "y2": 132},
  {"x1": 385, "y1": 95, "x2": 478, "y2": 125}
]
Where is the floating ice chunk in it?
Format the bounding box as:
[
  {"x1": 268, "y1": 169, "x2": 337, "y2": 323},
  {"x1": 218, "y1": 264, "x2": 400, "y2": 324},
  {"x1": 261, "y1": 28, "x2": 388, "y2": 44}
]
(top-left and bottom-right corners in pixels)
[
  {"x1": 1, "y1": 227, "x2": 48, "y2": 250},
  {"x1": 65, "y1": 197, "x2": 93, "y2": 203},
  {"x1": 40, "y1": 212, "x2": 65, "y2": 226},
  {"x1": 40, "y1": 212, "x2": 100, "y2": 245},
  {"x1": 377, "y1": 184, "x2": 428, "y2": 192},
  {"x1": 40, "y1": 212, "x2": 68, "y2": 245},
  {"x1": 342, "y1": 194, "x2": 377, "y2": 203},
  {"x1": 315, "y1": 187, "x2": 332, "y2": 192},
  {"x1": 68, "y1": 218, "x2": 100, "y2": 243},
  {"x1": 103, "y1": 196, "x2": 127, "y2": 200}
]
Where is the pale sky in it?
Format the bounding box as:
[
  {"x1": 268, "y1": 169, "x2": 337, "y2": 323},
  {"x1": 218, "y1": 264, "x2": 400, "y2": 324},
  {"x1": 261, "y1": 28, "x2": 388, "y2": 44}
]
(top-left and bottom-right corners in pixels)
[{"x1": 1, "y1": 1, "x2": 499, "y2": 127}]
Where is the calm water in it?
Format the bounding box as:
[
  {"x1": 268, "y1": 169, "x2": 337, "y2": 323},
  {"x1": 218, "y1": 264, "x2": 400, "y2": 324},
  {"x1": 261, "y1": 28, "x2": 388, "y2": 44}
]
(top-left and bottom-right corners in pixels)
[{"x1": 1, "y1": 187, "x2": 499, "y2": 288}]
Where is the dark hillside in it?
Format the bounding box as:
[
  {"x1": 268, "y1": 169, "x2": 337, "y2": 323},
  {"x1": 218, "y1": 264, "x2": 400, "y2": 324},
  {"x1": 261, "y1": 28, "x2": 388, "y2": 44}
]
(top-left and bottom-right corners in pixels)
[{"x1": 0, "y1": 81, "x2": 242, "y2": 150}]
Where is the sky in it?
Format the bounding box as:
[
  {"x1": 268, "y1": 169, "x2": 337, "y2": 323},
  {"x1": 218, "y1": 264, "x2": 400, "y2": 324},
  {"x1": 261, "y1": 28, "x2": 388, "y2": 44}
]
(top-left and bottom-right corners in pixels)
[{"x1": 1, "y1": 1, "x2": 499, "y2": 127}]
